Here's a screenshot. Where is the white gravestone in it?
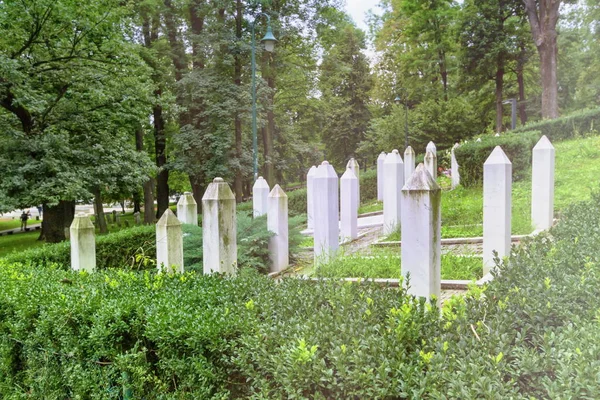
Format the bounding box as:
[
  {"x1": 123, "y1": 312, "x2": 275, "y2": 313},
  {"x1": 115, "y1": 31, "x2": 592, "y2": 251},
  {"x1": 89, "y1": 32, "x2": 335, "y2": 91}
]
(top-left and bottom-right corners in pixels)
[
  {"x1": 346, "y1": 158, "x2": 360, "y2": 209},
  {"x1": 307, "y1": 166, "x2": 317, "y2": 230},
  {"x1": 377, "y1": 152, "x2": 386, "y2": 201},
  {"x1": 483, "y1": 146, "x2": 512, "y2": 275},
  {"x1": 70, "y1": 213, "x2": 96, "y2": 273},
  {"x1": 424, "y1": 150, "x2": 437, "y2": 180},
  {"x1": 451, "y1": 143, "x2": 460, "y2": 189},
  {"x1": 176, "y1": 192, "x2": 198, "y2": 225},
  {"x1": 531, "y1": 135, "x2": 555, "y2": 231},
  {"x1": 404, "y1": 146, "x2": 416, "y2": 181},
  {"x1": 202, "y1": 178, "x2": 237, "y2": 275},
  {"x1": 383, "y1": 150, "x2": 404, "y2": 235},
  {"x1": 401, "y1": 164, "x2": 441, "y2": 299},
  {"x1": 156, "y1": 209, "x2": 184, "y2": 274},
  {"x1": 313, "y1": 161, "x2": 339, "y2": 265},
  {"x1": 268, "y1": 184, "x2": 289, "y2": 272},
  {"x1": 252, "y1": 176, "x2": 270, "y2": 218},
  {"x1": 341, "y1": 168, "x2": 358, "y2": 241}
]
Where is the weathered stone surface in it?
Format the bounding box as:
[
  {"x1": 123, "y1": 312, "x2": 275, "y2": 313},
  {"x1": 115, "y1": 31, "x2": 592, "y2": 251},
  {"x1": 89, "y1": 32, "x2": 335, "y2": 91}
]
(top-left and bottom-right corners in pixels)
[
  {"x1": 202, "y1": 178, "x2": 237, "y2": 275},
  {"x1": 383, "y1": 150, "x2": 404, "y2": 235},
  {"x1": 426, "y1": 141, "x2": 437, "y2": 156},
  {"x1": 313, "y1": 161, "x2": 339, "y2": 265},
  {"x1": 424, "y1": 150, "x2": 437, "y2": 180},
  {"x1": 133, "y1": 211, "x2": 141, "y2": 225},
  {"x1": 70, "y1": 213, "x2": 96, "y2": 273},
  {"x1": 346, "y1": 158, "x2": 360, "y2": 208},
  {"x1": 483, "y1": 146, "x2": 512, "y2": 275},
  {"x1": 307, "y1": 166, "x2": 317, "y2": 230},
  {"x1": 156, "y1": 209, "x2": 184, "y2": 274},
  {"x1": 451, "y1": 143, "x2": 460, "y2": 189},
  {"x1": 252, "y1": 176, "x2": 270, "y2": 218},
  {"x1": 377, "y1": 152, "x2": 386, "y2": 201},
  {"x1": 404, "y1": 146, "x2": 415, "y2": 181},
  {"x1": 341, "y1": 168, "x2": 358, "y2": 241},
  {"x1": 268, "y1": 185, "x2": 289, "y2": 272},
  {"x1": 177, "y1": 192, "x2": 198, "y2": 225},
  {"x1": 531, "y1": 135, "x2": 555, "y2": 231},
  {"x1": 401, "y1": 164, "x2": 441, "y2": 298}
]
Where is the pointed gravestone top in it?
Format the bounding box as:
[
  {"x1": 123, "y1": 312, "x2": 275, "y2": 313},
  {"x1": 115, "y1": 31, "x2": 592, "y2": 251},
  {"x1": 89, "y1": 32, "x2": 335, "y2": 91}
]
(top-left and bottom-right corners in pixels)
[
  {"x1": 346, "y1": 157, "x2": 359, "y2": 168},
  {"x1": 307, "y1": 165, "x2": 317, "y2": 176},
  {"x1": 71, "y1": 213, "x2": 94, "y2": 230},
  {"x1": 404, "y1": 146, "x2": 415, "y2": 156},
  {"x1": 341, "y1": 168, "x2": 357, "y2": 180},
  {"x1": 384, "y1": 149, "x2": 404, "y2": 163},
  {"x1": 452, "y1": 143, "x2": 460, "y2": 150},
  {"x1": 533, "y1": 135, "x2": 554, "y2": 150},
  {"x1": 178, "y1": 192, "x2": 197, "y2": 206},
  {"x1": 476, "y1": 138, "x2": 482, "y2": 142},
  {"x1": 157, "y1": 208, "x2": 182, "y2": 227},
  {"x1": 317, "y1": 160, "x2": 337, "y2": 177},
  {"x1": 203, "y1": 177, "x2": 235, "y2": 201},
  {"x1": 404, "y1": 163, "x2": 441, "y2": 191},
  {"x1": 253, "y1": 176, "x2": 270, "y2": 189},
  {"x1": 485, "y1": 146, "x2": 512, "y2": 165},
  {"x1": 378, "y1": 152, "x2": 386, "y2": 160},
  {"x1": 269, "y1": 184, "x2": 287, "y2": 198},
  {"x1": 425, "y1": 150, "x2": 436, "y2": 161},
  {"x1": 426, "y1": 141, "x2": 436, "y2": 154}
]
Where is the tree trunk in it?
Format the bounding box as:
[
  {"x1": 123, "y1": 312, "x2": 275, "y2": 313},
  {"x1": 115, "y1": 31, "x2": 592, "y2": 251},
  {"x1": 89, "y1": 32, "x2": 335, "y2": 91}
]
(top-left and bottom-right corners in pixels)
[
  {"x1": 133, "y1": 126, "x2": 144, "y2": 214},
  {"x1": 538, "y1": 36, "x2": 559, "y2": 119},
  {"x1": 40, "y1": 200, "x2": 75, "y2": 243},
  {"x1": 495, "y1": 59, "x2": 504, "y2": 133},
  {"x1": 143, "y1": 177, "x2": 155, "y2": 224},
  {"x1": 233, "y1": 0, "x2": 244, "y2": 202},
  {"x1": 190, "y1": 176, "x2": 204, "y2": 215},
  {"x1": 516, "y1": 48, "x2": 528, "y2": 125},
  {"x1": 93, "y1": 187, "x2": 108, "y2": 234},
  {"x1": 153, "y1": 99, "x2": 169, "y2": 219}
]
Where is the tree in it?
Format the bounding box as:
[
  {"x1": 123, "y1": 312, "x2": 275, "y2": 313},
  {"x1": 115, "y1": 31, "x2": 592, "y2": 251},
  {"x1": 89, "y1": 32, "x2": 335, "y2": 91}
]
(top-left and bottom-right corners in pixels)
[{"x1": 0, "y1": 0, "x2": 153, "y2": 242}]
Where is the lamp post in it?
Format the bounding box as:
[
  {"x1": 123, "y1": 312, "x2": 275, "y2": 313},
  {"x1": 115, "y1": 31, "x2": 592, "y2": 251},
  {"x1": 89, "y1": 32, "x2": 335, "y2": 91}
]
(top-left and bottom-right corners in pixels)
[
  {"x1": 251, "y1": 14, "x2": 277, "y2": 182},
  {"x1": 395, "y1": 90, "x2": 409, "y2": 150}
]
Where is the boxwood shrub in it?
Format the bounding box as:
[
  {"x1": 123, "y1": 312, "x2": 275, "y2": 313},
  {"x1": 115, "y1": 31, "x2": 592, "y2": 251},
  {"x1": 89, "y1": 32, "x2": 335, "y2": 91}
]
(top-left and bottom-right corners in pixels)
[
  {"x1": 512, "y1": 107, "x2": 600, "y2": 141},
  {"x1": 454, "y1": 130, "x2": 540, "y2": 187}
]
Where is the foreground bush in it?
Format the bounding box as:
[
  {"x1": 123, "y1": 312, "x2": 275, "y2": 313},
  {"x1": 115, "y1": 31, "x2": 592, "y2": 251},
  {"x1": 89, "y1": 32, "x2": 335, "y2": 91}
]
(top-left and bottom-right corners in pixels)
[{"x1": 512, "y1": 107, "x2": 600, "y2": 141}]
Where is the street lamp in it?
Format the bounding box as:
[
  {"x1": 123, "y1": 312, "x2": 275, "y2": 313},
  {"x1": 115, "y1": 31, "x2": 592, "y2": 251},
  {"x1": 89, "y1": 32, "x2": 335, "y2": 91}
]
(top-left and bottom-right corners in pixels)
[
  {"x1": 251, "y1": 14, "x2": 277, "y2": 182},
  {"x1": 395, "y1": 91, "x2": 409, "y2": 150}
]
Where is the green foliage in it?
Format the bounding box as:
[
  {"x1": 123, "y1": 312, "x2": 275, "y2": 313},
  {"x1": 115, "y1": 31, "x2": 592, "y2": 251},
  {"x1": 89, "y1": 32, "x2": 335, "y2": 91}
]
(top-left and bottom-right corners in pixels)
[
  {"x1": 513, "y1": 107, "x2": 600, "y2": 141},
  {"x1": 454, "y1": 130, "x2": 539, "y2": 187}
]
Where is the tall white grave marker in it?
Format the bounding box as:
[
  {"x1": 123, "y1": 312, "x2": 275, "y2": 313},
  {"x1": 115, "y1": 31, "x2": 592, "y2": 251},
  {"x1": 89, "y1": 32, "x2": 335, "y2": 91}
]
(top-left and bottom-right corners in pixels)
[
  {"x1": 156, "y1": 209, "x2": 184, "y2": 274},
  {"x1": 313, "y1": 161, "x2": 339, "y2": 265},
  {"x1": 307, "y1": 166, "x2": 317, "y2": 230},
  {"x1": 383, "y1": 150, "x2": 404, "y2": 235},
  {"x1": 424, "y1": 151, "x2": 437, "y2": 180},
  {"x1": 70, "y1": 213, "x2": 96, "y2": 273},
  {"x1": 177, "y1": 192, "x2": 198, "y2": 225},
  {"x1": 451, "y1": 143, "x2": 460, "y2": 189},
  {"x1": 483, "y1": 146, "x2": 512, "y2": 275},
  {"x1": 346, "y1": 158, "x2": 360, "y2": 209},
  {"x1": 252, "y1": 176, "x2": 270, "y2": 217},
  {"x1": 531, "y1": 135, "x2": 555, "y2": 231},
  {"x1": 202, "y1": 178, "x2": 237, "y2": 275},
  {"x1": 268, "y1": 185, "x2": 289, "y2": 272},
  {"x1": 341, "y1": 168, "x2": 358, "y2": 241},
  {"x1": 377, "y1": 152, "x2": 386, "y2": 201},
  {"x1": 401, "y1": 164, "x2": 441, "y2": 299},
  {"x1": 426, "y1": 141, "x2": 437, "y2": 156},
  {"x1": 404, "y1": 146, "x2": 416, "y2": 181}
]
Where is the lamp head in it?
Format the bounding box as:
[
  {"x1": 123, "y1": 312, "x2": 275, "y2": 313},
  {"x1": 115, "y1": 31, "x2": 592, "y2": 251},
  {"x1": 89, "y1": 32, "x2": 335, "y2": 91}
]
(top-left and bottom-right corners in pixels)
[
  {"x1": 394, "y1": 95, "x2": 402, "y2": 104},
  {"x1": 261, "y1": 25, "x2": 277, "y2": 52}
]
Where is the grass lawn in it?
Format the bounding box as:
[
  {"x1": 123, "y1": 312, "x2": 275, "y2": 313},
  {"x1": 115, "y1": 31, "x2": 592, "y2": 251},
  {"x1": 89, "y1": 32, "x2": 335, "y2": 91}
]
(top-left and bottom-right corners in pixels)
[
  {"x1": 0, "y1": 218, "x2": 40, "y2": 232},
  {"x1": 0, "y1": 231, "x2": 44, "y2": 258},
  {"x1": 311, "y1": 248, "x2": 482, "y2": 281}
]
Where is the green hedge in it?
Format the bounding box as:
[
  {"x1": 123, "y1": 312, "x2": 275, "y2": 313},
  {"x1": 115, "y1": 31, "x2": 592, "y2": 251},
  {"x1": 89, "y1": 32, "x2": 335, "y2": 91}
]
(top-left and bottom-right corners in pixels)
[
  {"x1": 3, "y1": 191, "x2": 600, "y2": 396},
  {"x1": 454, "y1": 130, "x2": 540, "y2": 187},
  {"x1": 513, "y1": 107, "x2": 600, "y2": 141}
]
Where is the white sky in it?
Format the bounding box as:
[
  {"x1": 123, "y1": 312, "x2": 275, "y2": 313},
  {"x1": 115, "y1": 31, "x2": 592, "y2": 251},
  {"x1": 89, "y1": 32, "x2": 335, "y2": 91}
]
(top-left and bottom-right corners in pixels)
[{"x1": 344, "y1": 0, "x2": 382, "y2": 31}]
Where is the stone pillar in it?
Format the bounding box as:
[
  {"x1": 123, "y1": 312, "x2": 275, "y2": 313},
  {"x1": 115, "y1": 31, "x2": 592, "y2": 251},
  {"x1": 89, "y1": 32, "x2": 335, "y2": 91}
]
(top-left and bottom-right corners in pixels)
[
  {"x1": 313, "y1": 161, "x2": 339, "y2": 265},
  {"x1": 70, "y1": 213, "x2": 96, "y2": 273},
  {"x1": 531, "y1": 135, "x2": 555, "y2": 231},
  {"x1": 112, "y1": 210, "x2": 117, "y2": 223},
  {"x1": 156, "y1": 209, "x2": 184, "y2": 274},
  {"x1": 133, "y1": 211, "x2": 141, "y2": 225},
  {"x1": 424, "y1": 151, "x2": 437, "y2": 180},
  {"x1": 383, "y1": 150, "x2": 404, "y2": 235},
  {"x1": 451, "y1": 143, "x2": 460, "y2": 189},
  {"x1": 202, "y1": 178, "x2": 237, "y2": 275},
  {"x1": 483, "y1": 146, "x2": 512, "y2": 275},
  {"x1": 115, "y1": 213, "x2": 121, "y2": 227},
  {"x1": 346, "y1": 157, "x2": 360, "y2": 208},
  {"x1": 340, "y1": 168, "x2": 358, "y2": 241},
  {"x1": 401, "y1": 164, "x2": 441, "y2": 298},
  {"x1": 404, "y1": 146, "x2": 415, "y2": 181},
  {"x1": 252, "y1": 176, "x2": 269, "y2": 218},
  {"x1": 307, "y1": 166, "x2": 317, "y2": 230},
  {"x1": 377, "y1": 152, "x2": 386, "y2": 201},
  {"x1": 426, "y1": 141, "x2": 437, "y2": 156},
  {"x1": 176, "y1": 191, "x2": 198, "y2": 225},
  {"x1": 268, "y1": 185, "x2": 289, "y2": 272}
]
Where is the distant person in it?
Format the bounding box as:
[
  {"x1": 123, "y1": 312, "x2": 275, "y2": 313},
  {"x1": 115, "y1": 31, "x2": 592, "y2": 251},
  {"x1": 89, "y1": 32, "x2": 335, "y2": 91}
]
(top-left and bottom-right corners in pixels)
[{"x1": 20, "y1": 211, "x2": 30, "y2": 231}]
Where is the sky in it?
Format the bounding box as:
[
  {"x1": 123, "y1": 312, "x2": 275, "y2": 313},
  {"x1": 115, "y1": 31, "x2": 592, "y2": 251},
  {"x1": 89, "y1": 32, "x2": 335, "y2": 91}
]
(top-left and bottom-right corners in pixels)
[{"x1": 344, "y1": 0, "x2": 382, "y2": 31}]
